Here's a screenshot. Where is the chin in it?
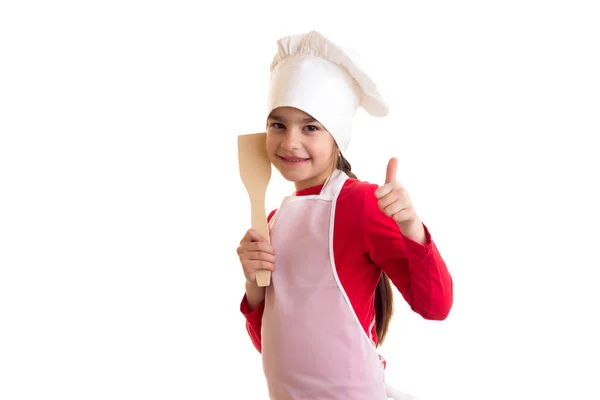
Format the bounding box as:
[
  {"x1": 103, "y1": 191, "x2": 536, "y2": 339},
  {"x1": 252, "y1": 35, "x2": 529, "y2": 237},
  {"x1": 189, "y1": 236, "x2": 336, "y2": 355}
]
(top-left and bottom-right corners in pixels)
[{"x1": 278, "y1": 169, "x2": 307, "y2": 183}]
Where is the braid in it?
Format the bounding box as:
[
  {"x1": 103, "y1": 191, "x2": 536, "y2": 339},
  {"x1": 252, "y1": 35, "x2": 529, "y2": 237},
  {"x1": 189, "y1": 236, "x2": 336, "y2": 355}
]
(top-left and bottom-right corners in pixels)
[{"x1": 336, "y1": 152, "x2": 357, "y2": 179}]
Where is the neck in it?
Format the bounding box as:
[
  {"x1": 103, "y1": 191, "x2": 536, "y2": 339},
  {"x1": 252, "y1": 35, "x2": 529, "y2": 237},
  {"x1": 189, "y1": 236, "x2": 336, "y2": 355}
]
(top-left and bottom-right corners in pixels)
[{"x1": 294, "y1": 168, "x2": 337, "y2": 192}]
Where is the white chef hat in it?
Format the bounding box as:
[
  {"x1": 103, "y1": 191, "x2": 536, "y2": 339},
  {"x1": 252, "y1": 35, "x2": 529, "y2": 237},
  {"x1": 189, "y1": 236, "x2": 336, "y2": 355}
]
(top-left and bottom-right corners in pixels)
[{"x1": 267, "y1": 30, "x2": 389, "y2": 152}]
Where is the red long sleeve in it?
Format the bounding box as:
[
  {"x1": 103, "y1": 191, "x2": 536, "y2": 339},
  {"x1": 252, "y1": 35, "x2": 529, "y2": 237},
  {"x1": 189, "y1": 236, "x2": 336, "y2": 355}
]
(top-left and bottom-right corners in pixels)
[
  {"x1": 239, "y1": 178, "x2": 453, "y2": 352},
  {"x1": 240, "y1": 295, "x2": 264, "y2": 353}
]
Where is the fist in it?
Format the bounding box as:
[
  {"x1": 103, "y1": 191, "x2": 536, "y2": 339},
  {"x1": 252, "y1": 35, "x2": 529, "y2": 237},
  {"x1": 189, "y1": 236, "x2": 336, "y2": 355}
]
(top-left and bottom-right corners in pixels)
[
  {"x1": 374, "y1": 157, "x2": 419, "y2": 232},
  {"x1": 236, "y1": 229, "x2": 276, "y2": 284}
]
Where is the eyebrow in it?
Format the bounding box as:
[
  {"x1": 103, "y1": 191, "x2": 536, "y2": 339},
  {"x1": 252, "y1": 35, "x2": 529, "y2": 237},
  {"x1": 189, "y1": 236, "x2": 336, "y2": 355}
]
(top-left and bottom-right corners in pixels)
[{"x1": 268, "y1": 114, "x2": 317, "y2": 123}]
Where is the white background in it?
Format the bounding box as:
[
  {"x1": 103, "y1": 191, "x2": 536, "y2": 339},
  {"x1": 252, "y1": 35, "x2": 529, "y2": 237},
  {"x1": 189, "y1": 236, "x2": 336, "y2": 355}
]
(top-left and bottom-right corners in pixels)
[{"x1": 1, "y1": 1, "x2": 599, "y2": 399}]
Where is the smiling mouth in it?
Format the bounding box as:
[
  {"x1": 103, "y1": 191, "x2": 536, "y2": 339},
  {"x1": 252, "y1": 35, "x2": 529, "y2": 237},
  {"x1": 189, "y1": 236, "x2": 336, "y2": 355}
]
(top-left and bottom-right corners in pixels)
[{"x1": 278, "y1": 155, "x2": 310, "y2": 163}]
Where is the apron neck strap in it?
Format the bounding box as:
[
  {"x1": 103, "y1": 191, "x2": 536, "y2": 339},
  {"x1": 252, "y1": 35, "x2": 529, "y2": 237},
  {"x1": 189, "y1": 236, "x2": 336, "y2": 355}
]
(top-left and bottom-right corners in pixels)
[{"x1": 319, "y1": 169, "x2": 348, "y2": 199}]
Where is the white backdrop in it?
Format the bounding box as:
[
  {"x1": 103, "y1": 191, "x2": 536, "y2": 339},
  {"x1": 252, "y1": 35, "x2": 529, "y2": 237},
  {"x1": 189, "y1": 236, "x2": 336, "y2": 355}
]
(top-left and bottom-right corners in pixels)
[{"x1": 1, "y1": 1, "x2": 599, "y2": 399}]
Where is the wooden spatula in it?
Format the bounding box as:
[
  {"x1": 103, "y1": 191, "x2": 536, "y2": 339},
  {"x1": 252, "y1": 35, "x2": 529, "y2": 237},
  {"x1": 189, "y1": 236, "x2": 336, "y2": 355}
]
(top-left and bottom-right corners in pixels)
[{"x1": 237, "y1": 132, "x2": 272, "y2": 287}]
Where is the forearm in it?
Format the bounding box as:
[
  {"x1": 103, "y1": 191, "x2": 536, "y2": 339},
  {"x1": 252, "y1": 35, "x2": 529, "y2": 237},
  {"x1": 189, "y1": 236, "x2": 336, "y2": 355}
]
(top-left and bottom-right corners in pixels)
[
  {"x1": 398, "y1": 217, "x2": 427, "y2": 246},
  {"x1": 245, "y1": 280, "x2": 266, "y2": 311}
]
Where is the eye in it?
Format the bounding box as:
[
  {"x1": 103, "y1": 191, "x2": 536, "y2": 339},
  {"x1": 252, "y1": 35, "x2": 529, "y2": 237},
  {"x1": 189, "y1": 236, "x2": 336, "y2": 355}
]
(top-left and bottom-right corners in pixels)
[
  {"x1": 304, "y1": 125, "x2": 320, "y2": 132},
  {"x1": 269, "y1": 122, "x2": 285, "y2": 130}
]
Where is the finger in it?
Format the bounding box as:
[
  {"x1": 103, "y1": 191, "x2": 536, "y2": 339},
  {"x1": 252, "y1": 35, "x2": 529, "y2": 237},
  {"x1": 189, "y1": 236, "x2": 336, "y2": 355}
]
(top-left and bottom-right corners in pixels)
[
  {"x1": 378, "y1": 192, "x2": 398, "y2": 211},
  {"x1": 249, "y1": 241, "x2": 276, "y2": 255},
  {"x1": 385, "y1": 157, "x2": 398, "y2": 184},
  {"x1": 250, "y1": 229, "x2": 269, "y2": 242},
  {"x1": 374, "y1": 183, "x2": 393, "y2": 199},
  {"x1": 237, "y1": 243, "x2": 276, "y2": 261},
  {"x1": 241, "y1": 242, "x2": 276, "y2": 257},
  {"x1": 391, "y1": 208, "x2": 416, "y2": 224},
  {"x1": 383, "y1": 200, "x2": 409, "y2": 218},
  {"x1": 240, "y1": 229, "x2": 254, "y2": 244},
  {"x1": 245, "y1": 259, "x2": 276, "y2": 272},
  {"x1": 241, "y1": 251, "x2": 276, "y2": 265},
  {"x1": 241, "y1": 229, "x2": 268, "y2": 243},
  {"x1": 377, "y1": 181, "x2": 405, "y2": 204},
  {"x1": 240, "y1": 241, "x2": 276, "y2": 256}
]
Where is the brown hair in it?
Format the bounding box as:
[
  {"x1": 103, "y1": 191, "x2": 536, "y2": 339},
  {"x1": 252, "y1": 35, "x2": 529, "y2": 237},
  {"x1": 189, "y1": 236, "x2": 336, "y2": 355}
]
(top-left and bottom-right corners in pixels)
[{"x1": 336, "y1": 151, "x2": 395, "y2": 347}]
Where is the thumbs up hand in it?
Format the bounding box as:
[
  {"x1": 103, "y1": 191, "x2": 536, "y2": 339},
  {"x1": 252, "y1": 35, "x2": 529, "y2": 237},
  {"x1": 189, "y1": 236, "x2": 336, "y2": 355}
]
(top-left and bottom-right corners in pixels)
[{"x1": 374, "y1": 157, "x2": 426, "y2": 244}]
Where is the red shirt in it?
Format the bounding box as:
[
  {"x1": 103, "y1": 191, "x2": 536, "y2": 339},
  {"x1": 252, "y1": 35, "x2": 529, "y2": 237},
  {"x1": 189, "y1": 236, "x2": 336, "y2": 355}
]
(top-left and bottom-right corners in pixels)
[{"x1": 240, "y1": 177, "x2": 453, "y2": 356}]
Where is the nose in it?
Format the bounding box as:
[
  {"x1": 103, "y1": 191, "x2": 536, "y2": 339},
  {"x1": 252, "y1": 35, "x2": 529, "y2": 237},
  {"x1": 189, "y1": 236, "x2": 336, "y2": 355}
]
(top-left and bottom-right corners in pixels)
[{"x1": 280, "y1": 128, "x2": 301, "y2": 151}]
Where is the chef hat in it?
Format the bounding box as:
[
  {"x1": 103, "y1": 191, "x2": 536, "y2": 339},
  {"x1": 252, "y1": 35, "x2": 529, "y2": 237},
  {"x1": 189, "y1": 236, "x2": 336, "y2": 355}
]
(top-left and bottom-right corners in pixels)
[{"x1": 267, "y1": 30, "x2": 389, "y2": 152}]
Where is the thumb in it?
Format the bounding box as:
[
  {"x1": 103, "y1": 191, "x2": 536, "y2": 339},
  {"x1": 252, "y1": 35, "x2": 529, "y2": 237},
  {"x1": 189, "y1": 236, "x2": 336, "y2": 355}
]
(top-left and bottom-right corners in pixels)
[
  {"x1": 243, "y1": 229, "x2": 267, "y2": 243},
  {"x1": 249, "y1": 229, "x2": 268, "y2": 243},
  {"x1": 385, "y1": 157, "x2": 398, "y2": 184}
]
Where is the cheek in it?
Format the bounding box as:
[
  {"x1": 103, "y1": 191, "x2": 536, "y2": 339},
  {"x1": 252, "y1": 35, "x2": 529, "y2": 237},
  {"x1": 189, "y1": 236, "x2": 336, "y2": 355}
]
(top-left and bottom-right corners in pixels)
[
  {"x1": 312, "y1": 138, "x2": 335, "y2": 162},
  {"x1": 265, "y1": 137, "x2": 278, "y2": 160},
  {"x1": 318, "y1": 149, "x2": 334, "y2": 163}
]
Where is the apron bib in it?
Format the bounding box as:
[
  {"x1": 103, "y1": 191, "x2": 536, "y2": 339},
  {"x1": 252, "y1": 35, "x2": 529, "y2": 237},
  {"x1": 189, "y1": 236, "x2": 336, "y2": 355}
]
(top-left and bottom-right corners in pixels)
[{"x1": 262, "y1": 170, "x2": 417, "y2": 400}]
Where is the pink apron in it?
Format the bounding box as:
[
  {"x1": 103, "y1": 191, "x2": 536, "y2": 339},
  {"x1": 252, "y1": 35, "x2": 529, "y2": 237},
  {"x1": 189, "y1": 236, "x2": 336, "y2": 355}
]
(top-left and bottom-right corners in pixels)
[{"x1": 262, "y1": 169, "x2": 417, "y2": 400}]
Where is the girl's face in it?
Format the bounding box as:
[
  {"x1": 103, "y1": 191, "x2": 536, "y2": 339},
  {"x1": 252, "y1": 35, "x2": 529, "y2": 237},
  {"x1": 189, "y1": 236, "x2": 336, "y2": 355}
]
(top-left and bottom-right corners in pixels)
[{"x1": 266, "y1": 107, "x2": 337, "y2": 191}]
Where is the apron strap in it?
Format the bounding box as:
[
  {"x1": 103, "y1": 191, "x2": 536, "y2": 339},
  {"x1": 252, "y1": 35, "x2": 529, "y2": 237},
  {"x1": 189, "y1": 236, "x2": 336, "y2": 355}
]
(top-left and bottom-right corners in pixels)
[{"x1": 318, "y1": 169, "x2": 347, "y2": 199}]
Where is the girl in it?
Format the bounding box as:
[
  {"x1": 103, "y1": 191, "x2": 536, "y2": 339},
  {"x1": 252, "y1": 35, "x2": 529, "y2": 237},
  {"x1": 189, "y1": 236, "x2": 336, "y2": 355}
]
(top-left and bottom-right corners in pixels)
[{"x1": 237, "y1": 30, "x2": 453, "y2": 400}]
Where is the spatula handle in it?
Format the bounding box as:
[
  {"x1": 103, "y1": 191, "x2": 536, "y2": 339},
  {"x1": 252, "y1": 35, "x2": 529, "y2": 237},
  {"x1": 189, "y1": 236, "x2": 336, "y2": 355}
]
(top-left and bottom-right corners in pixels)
[
  {"x1": 251, "y1": 196, "x2": 271, "y2": 287},
  {"x1": 255, "y1": 270, "x2": 271, "y2": 287}
]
